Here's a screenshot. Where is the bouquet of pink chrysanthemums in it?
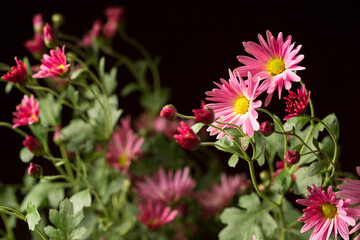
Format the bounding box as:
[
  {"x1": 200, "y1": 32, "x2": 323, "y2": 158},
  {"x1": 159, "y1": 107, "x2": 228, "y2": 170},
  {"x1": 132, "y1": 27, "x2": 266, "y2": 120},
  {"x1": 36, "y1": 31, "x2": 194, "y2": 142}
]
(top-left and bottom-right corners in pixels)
[{"x1": 0, "y1": 5, "x2": 359, "y2": 240}]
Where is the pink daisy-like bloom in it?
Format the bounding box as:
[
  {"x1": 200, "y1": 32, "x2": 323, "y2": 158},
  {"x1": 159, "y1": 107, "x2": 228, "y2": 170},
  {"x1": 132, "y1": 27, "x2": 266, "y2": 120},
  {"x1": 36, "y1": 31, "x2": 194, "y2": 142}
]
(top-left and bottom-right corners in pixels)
[
  {"x1": 283, "y1": 84, "x2": 311, "y2": 120},
  {"x1": 133, "y1": 166, "x2": 196, "y2": 205},
  {"x1": 234, "y1": 30, "x2": 305, "y2": 106},
  {"x1": 137, "y1": 201, "x2": 178, "y2": 231},
  {"x1": 32, "y1": 45, "x2": 70, "y2": 78},
  {"x1": 337, "y1": 167, "x2": 360, "y2": 240},
  {"x1": 205, "y1": 69, "x2": 262, "y2": 138},
  {"x1": 1, "y1": 57, "x2": 27, "y2": 85},
  {"x1": 174, "y1": 121, "x2": 201, "y2": 150},
  {"x1": 106, "y1": 117, "x2": 144, "y2": 173},
  {"x1": 24, "y1": 33, "x2": 45, "y2": 58},
  {"x1": 196, "y1": 173, "x2": 249, "y2": 216},
  {"x1": 296, "y1": 184, "x2": 360, "y2": 240},
  {"x1": 13, "y1": 95, "x2": 39, "y2": 128}
]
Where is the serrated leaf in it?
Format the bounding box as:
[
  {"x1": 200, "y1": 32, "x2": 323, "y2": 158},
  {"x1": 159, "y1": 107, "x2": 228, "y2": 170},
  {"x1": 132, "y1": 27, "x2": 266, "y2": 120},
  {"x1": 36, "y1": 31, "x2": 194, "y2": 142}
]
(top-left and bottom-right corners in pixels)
[
  {"x1": 315, "y1": 113, "x2": 339, "y2": 141},
  {"x1": 20, "y1": 147, "x2": 34, "y2": 163},
  {"x1": 191, "y1": 122, "x2": 205, "y2": 134},
  {"x1": 69, "y1": 189, "x2": 91, "y2": 213},
  {"x1": 294, "y1": 167, "x2": 322, "y2": 195},
  {"x1": 228, "y1": 154, "x2": 239, "y2": 168},
  {"x1": 308, "y1": 160, "x2": 328, "y2": 177},
  {"x1": 273, "y1": 168, "x2": 292, "y2": 194},
  {"x1": 284, "y1": 116, "x2": 309, "y2": 131},
  {"x1": 26, "y1": 202, "x2": 41, "y2": 231},
  {"x1": 253, "y1": 132, "x2": 266, "y2": 166}
]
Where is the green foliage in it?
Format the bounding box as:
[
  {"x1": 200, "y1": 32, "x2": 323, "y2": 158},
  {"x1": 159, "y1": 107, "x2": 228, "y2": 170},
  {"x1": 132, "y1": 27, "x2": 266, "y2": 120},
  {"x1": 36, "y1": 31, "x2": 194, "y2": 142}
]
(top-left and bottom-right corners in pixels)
[
  {"x1": 293, "y1": 166, "x2": 322, "y2": 196},
  {"x1": 60, "y1": 118, "x2": 95, "y2": 152},
  {"x1": 219, "y1": 193, "x2": 277, "y2": 240},
  {"x1": 44, "y1": 199, "x2": 86, "y2": 240},
  {"x1": 19, "y1": 147, "x2": 34, "y2": 163},
  {"x1": 253, "y1": 132, "x2": 266, "y2": 166},
  {"x1": 273, "y1": 168, "x2": 292, "y2": 194},
  {"x1": 26, "y1": 202, "x2": 41, "y2": 231},
  {"x1": 69, "y1": 189, "x2": 92, "y2": 213},
  {"x1": 228, "y1": 154, "x2": 239, "y2": 168}
]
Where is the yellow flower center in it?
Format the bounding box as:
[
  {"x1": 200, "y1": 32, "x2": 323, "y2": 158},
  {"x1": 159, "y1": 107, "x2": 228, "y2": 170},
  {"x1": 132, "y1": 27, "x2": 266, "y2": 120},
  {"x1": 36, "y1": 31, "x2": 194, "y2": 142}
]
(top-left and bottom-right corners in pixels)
[
  {"x1": 267, "y1": 58, "x2": 285, "y2": 76},
  {"x1": 321, "y1": 202, "x2": 337, "y2": 219},
  {"x1": 58, "y1": 64, "x2": 65, "y2": 69},
  {"x1": 234, "y1": 97, "x2": 249, "y2": 115},
  {"x1": 118, "y1": 155, "x2": 128, "y2": 166}
]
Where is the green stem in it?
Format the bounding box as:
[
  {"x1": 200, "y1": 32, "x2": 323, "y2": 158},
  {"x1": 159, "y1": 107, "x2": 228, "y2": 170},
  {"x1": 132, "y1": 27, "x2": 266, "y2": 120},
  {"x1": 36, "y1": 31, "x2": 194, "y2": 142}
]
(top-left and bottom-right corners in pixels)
[
  {"x1": 0, "y1": 122, "x2": 28, "y2": 137},
  {"x1": 97, "y1": 141, "x2": 109, "y2": 193},
  {"x1": 59, "y1": 143, "x2": 75, "y2": 184},
  {"x1": 1, "y1": 213, "x2": 15, "y2": 240}
]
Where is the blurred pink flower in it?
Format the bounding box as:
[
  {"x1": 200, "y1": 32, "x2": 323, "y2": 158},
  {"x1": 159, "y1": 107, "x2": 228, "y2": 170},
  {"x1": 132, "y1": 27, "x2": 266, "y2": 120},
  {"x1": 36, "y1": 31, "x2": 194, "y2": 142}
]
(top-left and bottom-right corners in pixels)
[
  {"x1": 235, "y1": 30, "x2": 305, "y2": 106},
  {"x1": 104, "y1": 6, "x2": 125, "y2": 23},
  {"x1": 133, "y1": 166, "x2": 196, "y2": 205},
  {"x1": 33, "y1": 45, "x2": 70, "y2": 78},
  {"x1": 80, "y1": 19, "x2": 102, "y2": 47},
  {"x1": 283, "y1": 84, "x2": 310, "y2": 120},
  {"x1": 32, "y1": 13, "x2": 43, "y2": 33},
  {"x1": 1, "y1": 57, "x2": 27, "y2": 84},
  {"x1": 106, "y1": 117, "x2": 144, "y2": 173},
  {"x1": 196, "y1": 173, "x2": 249, "y2": 216},
  {"x1": 13, "y1": 94, "x2": 39, "y2": 128},
  {"x1": 137, "y1": 201, "x2": 178, "y2": 231},
  {"x1": 102, "y1": 20, "x2": 118, "y2": 39},
  {"x1": 24, "y1": 33, "x2": 45, "y2": 58},
  {"x1": 205, "y1": 70, "x2": 262, "y2": 138},
  {"x1": 296, "y1": 185, "x2": 360, "y2": 240},
  {"x1": 43, "y1": 23, "x2": 56, "y2": 47},
  {"x1": 23, "y1": 135, "x2": 43, "y2": 155}
]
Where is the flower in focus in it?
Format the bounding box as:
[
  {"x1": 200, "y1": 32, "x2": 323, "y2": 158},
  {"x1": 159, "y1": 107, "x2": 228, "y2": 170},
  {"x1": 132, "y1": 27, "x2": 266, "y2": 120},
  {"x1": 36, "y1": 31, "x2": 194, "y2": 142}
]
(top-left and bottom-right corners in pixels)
[
  {"x1": 133, "y1": 166, "x2": 196, "y2": 205},
  {"x1": 43, "y1": 23, "x2": 56, "y2": 47},
  {"x1": 260, "y1": 121, "x2": 274, "y2": 137},
  {"x1": 283, "y1": 84, "x2": 310, "y2": 120},
  {"x1": 13, "y1": 94, "x2": 39, "y2": 128},
  {"x1": 106, "y1": 117, "x2": 144, "y2": 173},
  {"x1": 23, "y1": 135, "x2": 43, "y2": 156},
  {"x1": 234, "y1": 30, "x2": 305, "y2": 106},
  {"x1": 160, "y1": 104, "x2": 177, "y2": 121},
  {"x1": 32, "y1": 45, "x2": 70, "y2": 78},
  {"x1": 205, "y1": 70, "x2": 262, "y2": 138},
  {"x1": 24, "y1": 33, "x2": 45, "y2": 58},
  {"x1": 296, "y1": 185, "x2": 360, "y2": 240},
  {"x1": 174, "y1": 121, "x2": 201, "y2": 150},
  {"x1": 137, "y1": 201, "x2": 178, "y2": 231},
  {"x1": 1, "y1": 57, "x2": 27, "y2": 85},
  {"x1": 196, "y1": 173, "x2": 249, "y2": 216},
  {"x1": 32, "y1": 13, "x2": 43, "y2": 33},
  {"x1": 28, "y1": 162, "x2": 43, "y2": 178},
  {"x1": 192, "y1": 101, "x2": 214, "y2": 124},
  {"x1": 284, "y1": 149, "x2": 300, "y2": 165}
]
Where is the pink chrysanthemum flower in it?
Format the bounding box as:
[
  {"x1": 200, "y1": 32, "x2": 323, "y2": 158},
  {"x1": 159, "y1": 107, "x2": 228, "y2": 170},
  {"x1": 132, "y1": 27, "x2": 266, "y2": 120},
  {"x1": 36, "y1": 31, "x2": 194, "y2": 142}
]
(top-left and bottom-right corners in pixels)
[
  {"x1": 13, "y1": 95, "x2": 39, "y2": 128},
  {"x1": 174, "y1": 121, "x2": 201, "y2": 150},
  {"x1": 133, "y1": 166, "x2": 196, "y2": 205},
  {"x1": 106, "y1": 117, "x2": 144, "y2": 173},
  {"x1": 137, "y1": 201, "x2": 178, "y2": 231},
  {"x1": 1, "y1": 57, "x2": 27, "y2": 85},
  {"x1": 234, "y1": 30, "x2": 305, "y2": 105},
  {"x1": 196, "y1": 173, "x2": 249, "y2": 216},
  {"x1": 32, "y1": 45, "x2": 70, "y2": 78},
  {"x1": 24, "y1": 33, "x2": 45, "y2": 58},
  {"x1": 296, "y1": 184, "x2": 360, "y2": 240},
  {"x1": 283, "y1": 84, "x2": 310, "y2": 120},
  {"x1": 205, "y1": 69, "x2": 262, "y2": 138}
]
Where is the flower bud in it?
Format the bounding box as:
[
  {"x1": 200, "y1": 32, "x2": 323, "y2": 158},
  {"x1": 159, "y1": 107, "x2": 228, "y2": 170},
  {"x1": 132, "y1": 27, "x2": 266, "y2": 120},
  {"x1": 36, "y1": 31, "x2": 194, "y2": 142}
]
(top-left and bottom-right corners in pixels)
[
  {"x1": 160, "y1": 104, "x2": 177, "y2": 121},
  {"x1": 51, "y1": 13, "x2": 65, "y2": 28},
  {"x1": 259, "y1": 170, "x2": 270, "y2": 181},
  {"x1": 260, "y1": 121, "x2": 274, "y2": 137},
  {"x1": 53, "y1": 125, "x2": 62, "y2": 144},
  {"x1": 32, "y1": 13, "x2": 43, "y2": 33},
  {"x1": 192, "y1": 101, "x2": 214, "y2": 124},
  {"x1": 285, "y1": 150, "x2": 300, "y2": 165},
  {"x1": 43, "y1": 23, "x2": 56, "y2": 48},
  {"x1": 28, "y1": 162, "x2": 43, "y2": 178},
  {"x1": 174, "y1": 121, "x2": 201, "y2": 150},
  {"x1": 23, "y1": 135, "x2": 43, "y2": 156}
]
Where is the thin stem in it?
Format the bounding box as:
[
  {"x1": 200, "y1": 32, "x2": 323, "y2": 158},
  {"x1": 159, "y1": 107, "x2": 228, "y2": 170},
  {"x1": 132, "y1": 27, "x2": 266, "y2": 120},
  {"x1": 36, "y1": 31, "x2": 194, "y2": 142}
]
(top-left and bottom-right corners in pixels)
[
  {"x1": 0, "y1": 122, "x2": 28, "y2": 138},
  {"x1": 59, "y1": 143, "x2": 75, "y2": 183},
  {"x1": 1, "y1": 213, "x2": 15, "y2": 240}
]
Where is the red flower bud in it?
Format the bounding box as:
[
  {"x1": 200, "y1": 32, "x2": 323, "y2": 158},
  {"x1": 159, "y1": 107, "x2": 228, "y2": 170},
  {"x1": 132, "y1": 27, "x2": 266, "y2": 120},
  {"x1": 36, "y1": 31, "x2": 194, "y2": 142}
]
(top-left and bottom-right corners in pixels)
[
  {"x1": 174, "y1": 121, "x2": 201, "y2": 150},
  {"x1": 28, "y1": 162, "x2": 43, "y2": 178},
  {"x1": 260, "y1": 121, "x2": 275, "y2": 137},
  {"x1": 160, "y1": 104, "x2": 177, "y2": 121},
  {"x1": 23, "y1": 135, "x2": 43, "y2": 156},
  {"x1": 192, "y1": 101, "x2": 214, "y2": 124},
  {"x1": 285, "y1": 150, "x2": 300, "y2": 165}
]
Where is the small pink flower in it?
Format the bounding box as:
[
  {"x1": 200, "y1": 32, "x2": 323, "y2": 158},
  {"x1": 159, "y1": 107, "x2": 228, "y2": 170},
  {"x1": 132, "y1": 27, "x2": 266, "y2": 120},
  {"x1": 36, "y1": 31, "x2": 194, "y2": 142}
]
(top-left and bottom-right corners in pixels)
[
  {"x1": 137, "y1": 201, "x2": 178, "y2": 231},
  {"x1": 23, "y1": 135, "x2": 43, "y2": 155},
  {"x1": 102, "y1": 20, "x2": 118, "y2": 39},
  {"x1": 104, "y1": 6, "x2": 125, "y2": 23},
  {"x1": 1, "y1": 57, "x2": 27, "y2": 85},
  {"x1": 13, "y1": 95, "x2": 39, "y2": 128},
  {"x1": 28, "y1": 162, "x2": 43, "y2": 178},
  {"x1": 192, "y1": 101, "x2": 214, "y2": 124},
  {"x1": 32, "y1": 45, "x2": 70, "y2": 78},
  {"x1": 133, "y1": 166, "x2": 196, "y2": 205},
  {"x1": 196, "y1": 173, "x2": 249, "y2": 216},
  {"x1": 174, "y1": 121, "x2": 201, "y2": 150},
  {"x1": 283, "y1": 84, "x2": 310, "y2": 120},
  {"x1": 43, "y1": 23, "x2": 56, "y2": 47},
  {"x1": 32, "y1": 13, "x2": 43, "y2": 33},
  {"x1": 205, "y1": 69, "x2": 262, "y2": 138},
  {"x1": 106, "y1": 117, "x2": 144, "y2": 173},
  {"x1": 296, "y1": 185, "x2": 360, "y2": 240},
  {"x1": 235, "y1": 30, "x2": 305, "y2": 106},
  {"x1": 24, "y1": 33, "x2": 45, "y2": 58}
]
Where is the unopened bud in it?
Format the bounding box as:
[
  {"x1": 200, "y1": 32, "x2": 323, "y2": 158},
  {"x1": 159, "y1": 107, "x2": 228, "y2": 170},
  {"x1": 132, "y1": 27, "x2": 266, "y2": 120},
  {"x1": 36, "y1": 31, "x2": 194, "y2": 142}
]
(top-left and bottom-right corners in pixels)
[
  {"x1": 28, "y1": 162, "x2": 43, "y2": 178},
  {"x1": 160, "y1": 104, "x2": 177, "y2": 121},
  {"x1": 259, "y1": 170, "x2": 270, "y2": 181},
  {"x1": 260, "y1": 121, "x2": 274, "y2": 137},
  {"x1": 192, "y1": 101, "x2": 214, "y2": 124},
  {"x1": 51, "y1": 13, "x2": 65, "y2": 28},
  {"x1": 285, "y1": 150, "x2": 300, "y2": 165},
  {"x1": 23, "y1": 135, "x2": 43, "y2": 156},
  {"x1": 43, "y1": 23, "x2": 56, "y2": 48}
]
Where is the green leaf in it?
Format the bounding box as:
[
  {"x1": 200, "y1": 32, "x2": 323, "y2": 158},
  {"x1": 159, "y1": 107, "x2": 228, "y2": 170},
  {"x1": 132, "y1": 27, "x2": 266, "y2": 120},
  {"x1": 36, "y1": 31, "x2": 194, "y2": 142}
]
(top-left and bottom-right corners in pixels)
[
  {"x1": 26, "y1": 202, "x2": 41, "y2": 231},
  {"x1": 44, "y1": 199, "x2": 86, "y2": 240},
  {"x1": 39, "y1": 94, "x2": 62, "y2": 127},
  {"x1": 67, "y1": 85, "x2": 79, "y2": 106},
  {"x1": 308, "y1": 160, "x2": 328, "y2": 177},
  {"x1": 20, "y1": 147, "x2": 34, "y2": 163},
  {"x1": 228, "y1": 154, "x2": 239, "y2": 168},
  {"x1": 98, "y1": 56, "x2": 105, "y2": 81},
  {"x1": 70, "y1": 68, "x2": 86, "y2": 80},
  {"x1": 69, "y1": 189, "x2": 91, "y2": 213},
  {"x1": 284, "y1": 116, "x2": 309, "y2": 131},
  {"x1": 273, "y1": 168, "x2": 292, "y2": 194},
  {"x1": 0, "y1": 61, "x2": 11, "y2": 71},
  {"x1": 120, "y1": 82, "x2": 139, "y2": 97},
  {"x1": 253, "y1": 132, "x2": 266, "y2": 166},
  {"x1": 60, "y1": 118, "x2": 94, "y2": 152},
  {"x1": 5, "y1": 82, "x2": 14, "y2": 94},
  {"x1": 293, "y1": 166, "x2": 322, "y2": 195},
  {"x1": 104, "y1": 66, "x2": 118, "y2": 95},
  {"x1": 47, "y1": 187, "x2": 65, "y2": 209},
  {"x1": 223, "y1": 128, "x2": 244, "y2": 138},
  {"x1": 219, "y1": 193, "x2": 277, "y2": 240},
  {"x1": 215, "y1": 136, "x2": 244, "y2": 158},
  {"x1": 315, "y1": 113, "x2": 340, "y2": 141},
  {"x1": 191, "y1": 122, "x2": 205, "y2": 134}
]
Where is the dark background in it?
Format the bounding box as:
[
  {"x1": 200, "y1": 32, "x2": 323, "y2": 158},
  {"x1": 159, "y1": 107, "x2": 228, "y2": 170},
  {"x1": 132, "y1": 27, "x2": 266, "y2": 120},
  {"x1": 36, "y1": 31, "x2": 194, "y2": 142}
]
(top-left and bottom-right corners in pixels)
[{"x1": 0, "y1": 0, "x2": 359, "y2": 194}]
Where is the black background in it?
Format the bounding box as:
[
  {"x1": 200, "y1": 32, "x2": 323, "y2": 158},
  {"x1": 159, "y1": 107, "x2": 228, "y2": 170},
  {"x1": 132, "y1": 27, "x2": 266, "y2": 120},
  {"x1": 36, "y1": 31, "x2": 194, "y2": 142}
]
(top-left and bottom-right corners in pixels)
[{"x1": 0, "y1": 0, "x2": 359, "y2": 202}]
